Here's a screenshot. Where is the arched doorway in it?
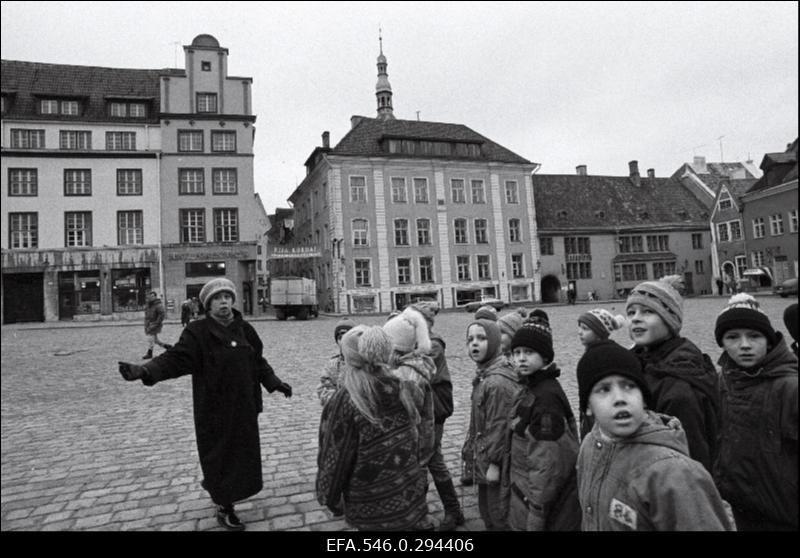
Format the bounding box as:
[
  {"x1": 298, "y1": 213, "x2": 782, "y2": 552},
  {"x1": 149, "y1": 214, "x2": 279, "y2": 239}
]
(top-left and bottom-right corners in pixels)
[{"x1": 540, "y1": 275, "x2": 561, "y2": 303}]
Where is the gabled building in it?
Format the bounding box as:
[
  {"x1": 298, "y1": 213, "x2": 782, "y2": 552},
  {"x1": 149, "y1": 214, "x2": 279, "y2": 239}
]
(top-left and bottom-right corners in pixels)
[
  {"x1": 286, "y1": 44, "x2": 539, "y2": 313},
  {"x1": 673, "y1": 155, "x2": 759, "y2": 208},
  {"x1": 533, "y1": 162, "x2": 713, "y2": 302},
  {"x1": 1, "y1": 34, "x2": 261, "y2": 323},
  {"x1": 740, "y1": 139, "x2": 798, "y2": 288}
]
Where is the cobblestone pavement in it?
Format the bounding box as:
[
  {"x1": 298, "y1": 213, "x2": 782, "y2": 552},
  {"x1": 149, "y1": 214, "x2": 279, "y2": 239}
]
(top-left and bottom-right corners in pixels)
[{"x1": 1, "y1": 295, "x2": 795, "y2": 531}]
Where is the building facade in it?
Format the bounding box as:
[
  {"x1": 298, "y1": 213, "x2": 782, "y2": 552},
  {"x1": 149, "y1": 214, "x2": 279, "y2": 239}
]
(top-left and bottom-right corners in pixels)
[{"x1": 1, "y1": 34, "x2": 261, "y2": 323}]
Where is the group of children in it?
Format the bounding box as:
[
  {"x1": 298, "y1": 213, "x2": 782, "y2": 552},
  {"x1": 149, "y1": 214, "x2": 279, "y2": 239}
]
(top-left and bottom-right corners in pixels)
[{"x1": 314, "y1": 280, "x2": 798, "y2": 532}]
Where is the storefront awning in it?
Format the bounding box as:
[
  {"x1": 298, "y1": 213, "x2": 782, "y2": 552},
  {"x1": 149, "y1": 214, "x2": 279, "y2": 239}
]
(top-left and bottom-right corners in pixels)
[{"x1": 742, "y1": 267, "x2": 773, "y2": 280}]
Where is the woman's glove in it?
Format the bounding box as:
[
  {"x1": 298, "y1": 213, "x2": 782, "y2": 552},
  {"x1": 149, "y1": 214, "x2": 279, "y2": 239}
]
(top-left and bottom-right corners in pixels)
[
  {"x1": 118, "y1": 362, "x2": 145, "y2": 381},
  {"x1": 486, "y1": 463, "x2": 500, "y2": 484},
  {"x1": 276, "y1": 381, "x2": 293, "y2": 398}
]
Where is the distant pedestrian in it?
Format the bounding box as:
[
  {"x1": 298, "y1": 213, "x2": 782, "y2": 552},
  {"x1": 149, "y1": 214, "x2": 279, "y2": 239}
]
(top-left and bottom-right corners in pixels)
[
  {"x1": 576, "y1": 340, "x2": 734, "y2": 531},
  {"x1": 118, "y1": 278, "x2": 292, "y2": 531},
  {"x1": 180, "y1": 297, "x2": 193, "y2": 328},
  {"x1": 714, "y1": 294, "x2": 798, "y2": 531},
  {"x1": 716, "y1": 277, "x2": 725, "y2": 296},
  {"x1": 316, "y1": 325, "x2": 429, "y2": 531},
  {"x1": 316, "y1": 318, "x2": 356, "y2": 406},
  {"x1": 142, "y1": 290, "x2": 171, "y2": 359}
]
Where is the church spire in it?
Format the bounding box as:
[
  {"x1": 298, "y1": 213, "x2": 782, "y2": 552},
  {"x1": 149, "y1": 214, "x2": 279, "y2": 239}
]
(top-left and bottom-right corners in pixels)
[{"x1": 375, "y1": 28, "x2": 394, "y2": 120}]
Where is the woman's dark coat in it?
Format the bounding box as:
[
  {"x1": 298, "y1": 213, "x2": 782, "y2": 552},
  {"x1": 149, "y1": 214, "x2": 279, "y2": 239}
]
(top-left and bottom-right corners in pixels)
[{"x1": 141, "y1": 309, "x2": 283, "y2": 505}]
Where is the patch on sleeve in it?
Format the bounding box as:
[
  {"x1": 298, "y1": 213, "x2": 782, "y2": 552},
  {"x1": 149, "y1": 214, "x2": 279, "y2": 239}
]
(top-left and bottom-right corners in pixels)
[
  {"x1": 530, "y1": 411, "x2": 565, "y2": 440},
  {"x1": 609, "y1": 498, "x2": 637, "y2": 530}
]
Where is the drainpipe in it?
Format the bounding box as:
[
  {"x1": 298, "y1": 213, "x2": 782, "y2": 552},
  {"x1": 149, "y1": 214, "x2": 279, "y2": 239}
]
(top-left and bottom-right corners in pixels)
[{"x1": 157, "y1": 152, "x2": 165, "y2": 299}]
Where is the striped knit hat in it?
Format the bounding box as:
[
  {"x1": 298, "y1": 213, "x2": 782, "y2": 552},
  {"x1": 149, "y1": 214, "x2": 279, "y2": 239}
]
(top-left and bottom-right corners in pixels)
[
  {"x1": 199, "y1": 278, "x2": 237, "y2": 308},
  {"x1": 498, "y1": 309, "x2": 527, "y2": 339},
  {"x1": 510, "y1": 321, "x2": 554, "y2": 364},
  {"x1": 475, "y1": 305, "x2": 499, "y2": 321},
  {"x1": 714, "y1": 293, "x2": 776, "y2": 347},
  {"x1": 626, "y1": 278, "x2": 684, "y2": 336},
  {"x1": 578, "y1": 309, "x2": 626, "y2": 340}
]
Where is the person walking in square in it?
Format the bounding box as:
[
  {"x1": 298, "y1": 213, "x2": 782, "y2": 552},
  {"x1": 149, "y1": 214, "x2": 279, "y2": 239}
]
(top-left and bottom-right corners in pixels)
[
  {"x1": 118, "y1": 278, "x2": 292, "y2": 531},
  {"x1": 713, "y1": 294, "x2": 798, "y2": 531},
  {"x1": 142, "y1": 290, "x2": 171, "y2": 359}
]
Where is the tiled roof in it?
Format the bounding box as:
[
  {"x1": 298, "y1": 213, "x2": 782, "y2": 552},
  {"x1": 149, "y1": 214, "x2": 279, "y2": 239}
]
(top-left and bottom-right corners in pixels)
[
  {"x1": 747, "y1": 140, "x2": 799, "y2": 193},
  {"x1": 1, "y1": 59, "x2": 171, "y2": 123},
  {"x1": 330, "y1": 116, "x2": 531, "y2": 164},
  {"x1": 671, "y1": 161, "x2": 757, "y2": 193},
  {"x1": 533, "y1": 174, "x2": 710, "y2": 231}
]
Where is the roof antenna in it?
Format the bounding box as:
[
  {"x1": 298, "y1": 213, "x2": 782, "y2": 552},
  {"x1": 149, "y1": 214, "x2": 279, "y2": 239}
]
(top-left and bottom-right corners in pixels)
[
  {"x1": 717, "y1": 135, "x2": 725, "y2": 162},
  {"x1": 416, "y1": 111, "x2": 421, "y2": 121},
  {"x1": 171, "y1": 41, "x2": 181, "y2": 68}
]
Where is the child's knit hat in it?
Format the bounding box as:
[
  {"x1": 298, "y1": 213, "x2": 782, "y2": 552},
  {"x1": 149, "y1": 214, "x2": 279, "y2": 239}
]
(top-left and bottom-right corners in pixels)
[
  {"x1": 714, "y1": 293, "x2": 776, "y2": 347},
  {"x1": 334, "y1": 318, "x2": 356, "y2": 341},
  {"x1": 341, "y1": 325, "x2": 392, "y2": 372},
  {"x1": 474, "y1": 305, "x2": 498, "y2": 321},
  {"x1": 784, "y1": 303, "x2": 798, "y2": 344},
  {"x1": 199, "y1": 277, "x2": 237, "y2": 308},
  {"x1": 383, "y1": 306, "x2": 432, "y2": 354},
  {"x1": 626, "y1": 278, "x2": 684, "y2": 335},
  {"x1": 467, "y1": 319, "x2": 502, "y2": 364},
  {"x1": 498, "y1": 308, "x2": 527, "y2": 339},
  {"x1": 510, "y1": 321, "x2": 554, "y2": 364},
  {"x1": 526, "y1": 308, "x2": 550, "y2": 326},
  {"x1": 577, "y1": 340, "x2": 651, "y2": 412},
  {"x1": 578, "y1": 309, "x2": 626, "y2": 340}
]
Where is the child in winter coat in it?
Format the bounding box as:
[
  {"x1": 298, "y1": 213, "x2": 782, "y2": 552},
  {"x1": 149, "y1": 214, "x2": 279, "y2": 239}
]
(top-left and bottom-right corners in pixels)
[
  {"x1": 464, "y1": 318, "x2": 519, "y2": 530},
  {"x1": 316, "y1": 318, "x2": 356, "y2": 406},
  {"x1": 507, "y1": 322, "x2": 581, "y2": 531},
  {"x1": 626, "y1": 278, "x2": 721, "y2": 471},
  {"x1": 713, "y1": 294, "x2": 798, "y2": 531},
  {"x1": 576, "y1": 340, "x2": 734, "y2": 531}
]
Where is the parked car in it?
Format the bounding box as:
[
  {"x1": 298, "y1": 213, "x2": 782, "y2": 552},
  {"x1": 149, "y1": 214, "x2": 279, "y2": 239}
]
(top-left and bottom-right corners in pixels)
[
  {"x1": 773, "y1": 277, "x2": 798, "y2": 298},
  {"x1": 464, "y1": 297, "x2": 507, "y2": 313}
]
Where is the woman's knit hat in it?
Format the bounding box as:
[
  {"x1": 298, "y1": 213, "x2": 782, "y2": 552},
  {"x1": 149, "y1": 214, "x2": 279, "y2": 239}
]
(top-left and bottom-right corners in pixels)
[
  {"x1": 510, "y1": 321, "x2": 554, "y2": 363},
  {"x1": 474, "y1": 305, "x2": 499, "y2": 321},
  {"x1": 626, "y1": 278, "x2": 684, "y2": 335},
  {"x1": 784, "y1": 303, "x2": 798, "y2": 344},
  {"x1": 341, "y1": 325, "x2": 393, "y2": 371},
  {"x1": 199, "y1": 277, "x2": 237, "y2": 308},
  {"x1": 714, "y1": 293, "x2": 776, "y2": 347},
  {"x1": 498, "y1": 308, "x2": 527, "y2": 339},
  {"x1": 334, "y1": 318, "x2": 356, "y2": 341},
  {"x1": 578, "y1": 309, "x2": 627, "y2": 340},
  {"x1": 383, "y1": 306, "x2": 432, "y2": 354},
  {"x1": 577, "y1": 340, "x2": 651, "y2": 412},
  {"x1": 467, "y1": 319, "x2": 502, "y2": 364}
]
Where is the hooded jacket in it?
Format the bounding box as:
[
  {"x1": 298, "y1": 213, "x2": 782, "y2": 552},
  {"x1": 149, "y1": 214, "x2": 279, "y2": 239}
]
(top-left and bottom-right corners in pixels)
[
  {"x1": 714, "y1": 333, "x2": 798, "y2": 530},
  {"x1": 429, "y1": 333, "x2": 454, "y2": 424},
  {"x1": 577, "y1": 411, "x2": 734, "y2": 531},
  {"x1": 632, "y1": 336, "x2": 720, "y2": 471},
  {"x1": 391, "y1": 352, "x2": 436, "y2": 467},
  {"x1": 144, "y1": 296, "x2": 166, "y2": 335}
]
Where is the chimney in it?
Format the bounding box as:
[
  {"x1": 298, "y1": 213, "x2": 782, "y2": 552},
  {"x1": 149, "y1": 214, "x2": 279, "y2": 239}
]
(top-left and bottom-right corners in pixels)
[
  {"x1": 629, "y1": 160, "x2": 641, "y2": 187},
  {"x1": 647, "y1": 168, "x2": 655, "y2": 178},
  {"x1": 576, "y1": 165, "x2": 587, "y2": 176},
  {"x1": 322, "y1": 131, "x2": 330, "y2": 148},
  {"x1": 693, "y1": 156, "x2": 707, "y2": 173},
  {"x1": 351, "y1": 115, "x2": 365, "y2": 129}
]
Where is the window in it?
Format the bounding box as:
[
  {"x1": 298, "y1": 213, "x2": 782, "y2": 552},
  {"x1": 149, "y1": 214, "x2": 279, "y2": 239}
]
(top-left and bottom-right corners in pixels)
[
  {"x1": 117, "y1": 169, "x2": 142, "y2": 196},
  {"x1": 180, "y1": 209, "x2": 206, "y2": 243},
  {"x1": 9, "y1": 212, "x2": 37, "y2": 248},
  {"x1": 618, "y1": 235, "x2": 642, "y2": 253},
  {"x1": 10, "y1": 129, "x2": 45, "y2": 148},
  {"x1": 471, "y1": 180, "x2": 485, "y2": 204},
  {"x1": 540, "y1": 237, "x2": 553, "y2": 255},
  {"x1": 717, "y1": 223, "x2": 729, "y2": 242},
  {"x1": 111, "y1": 268, "x2": 151, "y2": 312},
  {"x1": 473, "y1": 219, "x2": 488, "y2": 244},
  {"x1": 40, "y1": 99, "x2": 58, "y2": 114},
  {"x1": 118, "y1": 211, "x2": 143, "y2": 245},
  {"x1": 65, "y1": 211, "x2": 92, "y2": 247},
  {"x1": 394, "y1": 219, "x2": 409, "y2": 246},
  {"x1": 565, "y1": 237, "x2": 591, "y2": 255},
  {"x1": 59, "y1": 130, "x2": 91, "y2": 150},
  {"x1": 350, "y1": 176, "x2": 366, "y2": 202},
  {"x1": 64, "y1": 169, "x2": 91, "y2": 196},
  {"x1": 512, "y1": 254, "x2": 524, "y2": 278},
  {"x1": 508, "y1": 219, "x2": 521, "y2": 243},
  {"x1": 505, "y1": 181, "x2": 519, "y2": 204},
  {"x1": 353, "y1": 219, "x2": 369, "y2": 246},
  {"x1": 770, "y1": 214, "x2": 784, "y2": 236},
  {"x1": 196, "y1": 93, "x2": 218, "y2": 113},
  {"x1": 454, "y1": 219, "x2": 468, "y2": 244},
  {"x1": 789, "y1": 210, "x2": 798, "y2": 233},
  {"x1": 391, "y1": 177, "x2": 407, "y2": 203},
  {"x1": 214, "y1": 209, "x2": 239, "y2": 242},
  {"x1": 695, "y1": 260, "x2": 705, "y2": 274},
  {"x1": 179, "y1": 169, "x2": 205, "y2": 195},
  {"x1": 635, "y1": 264, "x2": 648, "y2": 280},
  {"x1": 397, "y1": 258, "x2": 411, "y2": 284},
  {"x1": 653, "y1": 262, "x2": 665, "y2": 279},
  {"x1": 211, "y1": 131, "x2": 236, "y2": 152},
  {"x1": 414, "y1": 178, "x2": 429, "y2": 203},
  {"x1": 477, "y1": 255, "x2": 491, "y2": 279},
  {"x1": 201, "y1": 61, "x2": 212, "y2": 71},
  {"x1": 751, "y1": 251, "x2": 764, "y2": 267},
  {"x1": 752, "y1": 217, "x2": 766, "y2": 239},
  {"x1": 646, "y1": 234, "x2": 669, "y2": 252},
  {"x1": 109, "y1": 102, "x2": 146, "y2": 118},
  {"x1": 567, "y1": 262, "x2": 592, "y2": 280},
  {"x1": 419, "y1": 257, "x2": 434, "y2": 283},
  {"x1": 692, "y1": 233, "x2": 703, "y2": 249},
  {"x1": 735, "y1": 255, "x2": 747, "y2": 278},
  {"x1": 729, "y1": 220, "x2": 742, "y2": 241},
  {"x1": 106, "y1": 132, "x2": 136, "y2": 150},
  {"x1": 185, "y1": 262, "x2": 226, "y2": 277},
  {"x1": 718, "y1": 192, "x2": 733, "y2": 212},
  {"x1": 355, "y1": 259, "x2": 371, "y2": 286},
  {"x1": 456, "y1": 255, "x2": 471, "y2": 281},
  {"x1": 8, "y1": 169, "x2": 37, "y2": 196},
  {"x1": 417, "y1": 219, "x2": 431, "y2": 245},
  {"x1": 451, "y1": 179, "x2": 465, "y2": 203},
  {"x1": 212, "y1": 168, "x2": 238, "y2": 194},
  {"x1": 178, "y1": 130, "x2": 203, "y2": 152},
  {"x1": 41, "y1": 99, "x2": 79, "y2": 115}
]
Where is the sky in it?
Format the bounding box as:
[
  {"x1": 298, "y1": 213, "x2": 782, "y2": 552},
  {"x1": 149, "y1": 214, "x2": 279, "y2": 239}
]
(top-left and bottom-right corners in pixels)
[{"x1": 2, "y1": 1, "x2": 798, "y2": 215}]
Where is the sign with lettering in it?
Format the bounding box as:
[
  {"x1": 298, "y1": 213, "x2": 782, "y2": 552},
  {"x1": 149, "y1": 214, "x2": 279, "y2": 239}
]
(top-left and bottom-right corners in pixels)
[{"x1": 268, "y1": 246, "x2": 321, "y2": 259}]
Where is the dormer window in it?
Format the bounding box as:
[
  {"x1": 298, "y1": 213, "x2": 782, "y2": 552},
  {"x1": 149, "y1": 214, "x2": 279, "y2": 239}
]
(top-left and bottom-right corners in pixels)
[
  {"x1": 40, "y1": 99, "x2": 80, "y2": 116},
  {"x1": 638, "y1": 211, "x2": 650, "y2": 220},
  {"x1": 109, "y1": 101, "x2": 147, "y2": 118},
  {"x1": 718, "y1": 191, "x2": 733, "y2": 212},
  {"x1": 594, "y1": 210, "x2": 605, "y2": 219}
]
